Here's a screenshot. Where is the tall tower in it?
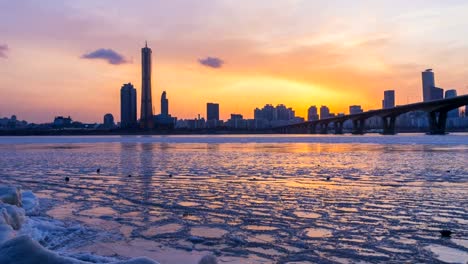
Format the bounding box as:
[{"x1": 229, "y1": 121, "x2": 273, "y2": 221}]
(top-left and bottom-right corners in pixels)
[
  {"x1": 307, "y1": 106, "x2": 318, "y2": 121},
  {"x1": 206, "y1": 103, "x2": 220, "y2": 121},
  {"x1": 140, "y1": 41, "x2": 154, "y2": 129},
  {"x1": 161, "y1": 91, "x2": 168, "y2": 116},
  {"x1": 382, "y1": 90, "x2": 395, "y2": 109},
  {"x1": 422, "y1": 69, "x2": 435, "y2": 102},
  {"x1": 120, "y1": 83, "x2": 137, "y2": 128},
  {"x1": 320, "y1": 105, "x2": 330, "y2": 119}
]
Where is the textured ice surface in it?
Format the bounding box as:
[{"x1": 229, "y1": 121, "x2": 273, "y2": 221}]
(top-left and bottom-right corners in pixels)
[
  {"x1": 426, "y1": 244, "x2": 468, "y2": 264},
  {"x1": 0, "y1": 135, "x2": 467, "y2": 263},
  {"x1": 0, "y1": 235, "x2": 159, "y2": 264},
  {"x1": 21, "y1": 190, "x2": 38, "y2": 214},
  {"x1": 0, "y1": 186, "x2": 163, "y2": 264}
]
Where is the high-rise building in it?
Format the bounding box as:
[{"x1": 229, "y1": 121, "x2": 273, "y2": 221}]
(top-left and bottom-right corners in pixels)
[
  {"x1": 207, "y1": 103, "x2": 220, "y2": 121},
  {"x1": 253, "y1": 104, "x2": 296, "y2": 121},
  {"x1": 161, "y1": 91, "x2": 168, "y2": 116},
  {"x1": 445, "y1": 89, "x2": 457, "y2": 98},
  {"x1": 422, "y1": 69, "x2": 435, "y2": 102},
  {"x1": 320, "y1": 106, "x2": 330, "y2": 119},
  {"x1": 275, "y1": 104, "x2": 295, "y2": 120},
  {"x1": 422, "y1": 69, "x2": 445, "y2": 101},
  {"x1": 140, "y1": 42, "x2": 154, "y2": 129},
  {"x1": 382, "y1": 90, "x2": 395, "y2": 109},
  {"x1": 103, "y1": 113, "x2": 115, "y2": 128},
  {"x1": 307, "y1": 106, "x2": 319, "y2": 121},
  {"x1": 349, "y1": 105, "x2": 363, "y2": 115},
  {"x1": 432, "y1": 87, "x2": 444, "y2": 100},
  {"x1": 254, "y1": 104, "x2": 275, "y2": 121},
  {"x1": 120, "y1": 83, "x2": 137, "y2": 128},
  {"x1": 445, "y1": 89, "x2": 459, "y2": 118}
]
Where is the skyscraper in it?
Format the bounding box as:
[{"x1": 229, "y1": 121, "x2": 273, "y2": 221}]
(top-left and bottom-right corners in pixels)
[
  {"x1": 445, "y1": 89, "x2": 459, "y2": 118},
  {"x1": 320, "y1": 106, "x2": 330, "y2": 119},
  {"x1": 120, "y1": 83, "x2": 137, "y2": 128},
  {"x1": 431, "y1": 87, "x2": 444, "y2": 100},
  {"x1": 422, "y1": 69, "x2": 435, "y2": 102},
  {"x1": 382, "y1": 90, "x2": 395, "y2": 109},
  {"x1": 161, "y1": 91, "x2": 168, "y2": 116},
  {"x1": 307, "y1": 106, "x2": 318, "y2": 121},
  {"x1": 207, "y1": 103, "x2": 220, "y2": 121},
  {"x1": 140, "y1": 42, "x2": 154, "y2": 129}
]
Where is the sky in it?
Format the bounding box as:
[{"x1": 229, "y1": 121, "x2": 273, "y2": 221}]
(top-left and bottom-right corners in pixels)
[{"x1": 1, "y1": 0, "x2": 468, "y2": 123}]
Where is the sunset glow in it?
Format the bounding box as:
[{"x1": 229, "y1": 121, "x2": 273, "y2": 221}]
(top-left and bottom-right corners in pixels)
[{"x1": 1, "y1": 0, "x2": 468, "y2": 123}]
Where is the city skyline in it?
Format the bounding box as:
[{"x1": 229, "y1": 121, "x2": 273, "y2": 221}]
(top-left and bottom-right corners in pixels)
[{"x1": 1, "y1": 1, "x2": 468, "y2": 123}]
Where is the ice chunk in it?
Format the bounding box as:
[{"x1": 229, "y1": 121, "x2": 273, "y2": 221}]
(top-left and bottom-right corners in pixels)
[
  {"x1": 21, "y1": 191, "x2": 39, "y2": 214},
  {"x1": 0, "y1": 202, "x2": 26, "y2": 244},
  {"x1": 0, "y1": 236, "x2": 160, "y2": 264},
  {"x1": 0, "y1": 235, "x2": 81, "y2": 264},
  {"x1": 0, "y1": 223, "x2": 15, "y2": 244},
  {"x1": 0, "y1": 186, "x2": 22, "y2": 207},
  {"x1": 18, "y1": 216, "x2": 67, "y2": 245},
  {"x1": 0, "y1": 203, "x2": 26, "y2": 230}
]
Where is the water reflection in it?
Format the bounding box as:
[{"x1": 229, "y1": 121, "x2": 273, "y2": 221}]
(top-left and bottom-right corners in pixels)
[{"x1": 0, "y1": 136, "x2": 466, "y2": 263}]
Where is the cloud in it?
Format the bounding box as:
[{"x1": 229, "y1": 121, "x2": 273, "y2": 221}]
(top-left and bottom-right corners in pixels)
[
  {"x1": 198, "y1": 57, "x2": 224, "y2": 68},
  {"x1": 0, "y1": 44, "x2": 8, "y2": 58},
  {"x1": 81, "y1": 48, "x2": 127, "y2": 65}
]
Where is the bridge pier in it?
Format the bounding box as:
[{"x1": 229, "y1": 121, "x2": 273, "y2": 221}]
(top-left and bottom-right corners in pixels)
[
  {"x1": 381, "y1": 116, "x2": 397, "y2": 135},
  {"x1": 428, "y1": 110, "x2": 448, "y2": 135},
  {"x1": 308, "y1": 124, "x2": 317, "y2": 134},
  {"x1": 352, "y1": 119, "x2": 366, "y2": 135},
  {"x1": 319, "y1": 123, "x2": 329, "y2": 134},
  {"x1": 334, "y1": 121, "x2": 344, "y2": 134}
]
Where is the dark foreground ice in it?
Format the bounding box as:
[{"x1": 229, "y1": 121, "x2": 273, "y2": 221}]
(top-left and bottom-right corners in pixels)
[{"x1": 0, "y1": 134, "x2": 467, "y2": 263}]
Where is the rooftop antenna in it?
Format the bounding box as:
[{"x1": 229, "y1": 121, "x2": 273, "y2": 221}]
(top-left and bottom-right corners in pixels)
[{"x1": 145, "y1": 40, "x2": 148, "y2": 48}]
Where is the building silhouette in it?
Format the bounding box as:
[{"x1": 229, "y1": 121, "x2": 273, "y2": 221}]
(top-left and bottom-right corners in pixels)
[
  {"x1": 445, "y1": 89, "x2": 459, "y2": 118},
  {"x1": 154, "y1": 91, "x2": 176, "y2": 129},
  {"x1": 254, "y1": 104, "x2": 275, "y2": 121},
  {"x1": 307, "y1": 106, "x2": 319, "y2": 121},
  {"x1": 207, "y1": 103, "x2": 220, "y2": 121},
  {"x1": 226, "y1": 114, "x2": 244, "y2": 129},
  {"x1": 382, "y1": 90, "x2": 395, "y2": 109},
  {"x1": 120, "y1": 83, "x2": 137, "y2": 128},
  {"x1": 422, "y1": 69, "x2": 435, "y2": 102},
  {"x1": 140, "y1": 42, "x2": 154, "y2": 129},
  {"x1": 349, "y1": 105, "x2": 363, "y2": 115},
  {"x1": 254, "y1": 104, "x2": 295, "y2": 121},
  {"x1": 320, "y1": 106, "x2": 331, "y2": 119},
  {"x1": 161, "y1": 91, "x2": 168, "y2": 116},
  {"x1": 432, "y1": 87, "x2": 444, "y2": 100},
  {"x1": 422, "y1": 69, "x2": 444, "y2": 101},
  {"x1": 103, "y1": 113, "x2": 115, "y2": 128},
  {"x1": 53, "y1": 116, "x2": 72, "y2": 128}
]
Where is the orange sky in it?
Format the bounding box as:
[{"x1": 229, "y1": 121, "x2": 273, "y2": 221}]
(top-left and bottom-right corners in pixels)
[{"x1": 1, "y1": 1, "x2": 468, "y2": 123}]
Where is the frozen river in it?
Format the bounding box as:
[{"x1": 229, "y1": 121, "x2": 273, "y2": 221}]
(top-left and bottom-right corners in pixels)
[{"x1": 0, "y1": 134, "x2": 467, "y2": 263}]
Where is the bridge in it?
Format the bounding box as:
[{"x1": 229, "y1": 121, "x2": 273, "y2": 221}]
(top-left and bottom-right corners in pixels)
[{"x1": 277, "y1": 95, "x2": 468, "y2": 135}]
